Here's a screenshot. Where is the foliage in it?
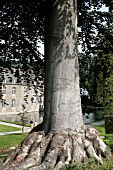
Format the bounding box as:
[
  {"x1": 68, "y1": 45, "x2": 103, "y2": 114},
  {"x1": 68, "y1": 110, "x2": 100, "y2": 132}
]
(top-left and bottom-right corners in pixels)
[
  {"x1": 0, "y1": 0, "x2": 112, "y2": 84},
  {"x1": 79, "y1": 53, "x2": 92, "y2": 89},
  {"x1": 78, "y1": 2, "x2": 113, "y2": 93},
  {"x1": 78, "y1": 0, "x2": 113, "y2": 54},
  {"x1": 0, "y1": 0, "x2": 112, "y2": 109},
  {"x1": 0, "y1": 0, "x2": 45, "y2": 87},
  {"x1": 79, "y1": 23, "x2": 113, "y2": 95},
  {"x1": 105, "y1": 115, "x2": 113, "y2": 134},
  {"x1": 88, "y1": 51, "x2": 113, "y2": 114}
]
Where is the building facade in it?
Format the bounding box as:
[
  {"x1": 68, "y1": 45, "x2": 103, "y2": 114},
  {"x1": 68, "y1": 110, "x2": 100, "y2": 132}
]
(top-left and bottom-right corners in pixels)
[{"x1": 0, "y1": 68, "x2": 44, "y2": 124}]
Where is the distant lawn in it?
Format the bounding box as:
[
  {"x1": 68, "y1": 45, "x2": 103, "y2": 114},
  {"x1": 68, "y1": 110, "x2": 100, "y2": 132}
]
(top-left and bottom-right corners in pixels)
[
  {"x1": 0, "y1": 119, "x2": 31, "y2": 127},
  {"x1": 0, "y1": 133, "x2": 28, "y2": 150},
  {"x1": 94, "y1": 125, "x2": 113, "y2": 137},
  {"x1": 94, "y1": 125, "x2": 105, "y2": 136},
  {"x1": 0, "y1": 124, "x2": 20, "y2": 132}
]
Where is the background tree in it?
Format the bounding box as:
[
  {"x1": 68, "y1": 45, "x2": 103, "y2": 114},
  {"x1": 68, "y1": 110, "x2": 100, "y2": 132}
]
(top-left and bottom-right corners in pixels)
[
  {"x1": 79, "y1": 53, "x2": 91, "y2": 89},
  {"x1": 87, "y1": 22, "x2": 113, "y2": 112},
  {"x1": 0, "y1": 0, "x2": 45, "y2": 88},
  {"x1": 0, "y1": 0, "x2": 112, "y2": 75},
  {"x1": 78, "y1": 0, "x2": 113, "y2": 54},
  {"x1": 78, "y1": 0, "x2": 113, "y2": 93},
  {"x1": 89, "y1": 51, "x2": 113, "y2": 113}
]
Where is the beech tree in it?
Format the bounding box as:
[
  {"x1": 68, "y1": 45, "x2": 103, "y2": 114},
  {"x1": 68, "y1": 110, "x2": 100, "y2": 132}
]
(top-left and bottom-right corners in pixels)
[{"x1": 0, "y1": 0, "x2": 108, "y2": 169}]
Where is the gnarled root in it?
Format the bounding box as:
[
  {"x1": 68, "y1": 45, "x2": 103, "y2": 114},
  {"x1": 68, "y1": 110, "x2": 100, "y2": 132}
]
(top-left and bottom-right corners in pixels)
[{"x1": 0, "y1": 125, "x2": 108, "y2": 170}]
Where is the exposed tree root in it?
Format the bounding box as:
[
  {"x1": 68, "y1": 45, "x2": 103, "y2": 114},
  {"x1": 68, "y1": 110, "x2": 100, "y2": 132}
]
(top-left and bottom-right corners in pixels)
[{"x1": 0, "y1": 125, "x2": 108, "y2": 170}]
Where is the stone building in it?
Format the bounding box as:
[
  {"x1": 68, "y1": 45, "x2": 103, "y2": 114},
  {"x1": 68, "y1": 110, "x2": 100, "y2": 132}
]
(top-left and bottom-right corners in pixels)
[{"x1": 0, "y1": 68, "x2": 44, "y2": 124}]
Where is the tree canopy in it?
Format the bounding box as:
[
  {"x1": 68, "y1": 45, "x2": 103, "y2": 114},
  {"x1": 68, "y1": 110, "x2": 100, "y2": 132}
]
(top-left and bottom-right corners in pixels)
[
  {"x1": 0, "y1": 0, "x2": 113, "y2": 85},
  {"x1": 0, "y1": 0, "x2": 45, "y2": 84}
]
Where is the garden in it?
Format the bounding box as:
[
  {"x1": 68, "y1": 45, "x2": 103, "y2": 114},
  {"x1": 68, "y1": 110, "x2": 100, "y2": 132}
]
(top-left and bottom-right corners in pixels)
[{"x1": 0, "y1": 122, "x2": 113, "y2": 169}]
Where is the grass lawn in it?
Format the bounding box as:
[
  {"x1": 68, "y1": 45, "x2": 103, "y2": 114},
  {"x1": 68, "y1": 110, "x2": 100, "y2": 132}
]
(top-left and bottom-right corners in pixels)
[
  {"x1": 94, "y1": 125, "x2": 105, "y2": 136},
  {"x1": 0, "y1": 119, "x2": 31, "y2": 127},
  {"x1": 94, "y1": 125, "x2": 113, "y2": 152},
  {"x1": 0, "y1": 124, "x2": 20, "y2": 132},
  {"x1": 0, "y1": 124, "x2": 108, "y2": 150},
  {"x1": 0, "y1": 124, "x2": 113, "y2": 169},
  {"x1": 0, "y1": 133, "x2": 28, "y2": 150},
  {"x1": 63, "y1": 158, "x2": 113, "y2": 170}
]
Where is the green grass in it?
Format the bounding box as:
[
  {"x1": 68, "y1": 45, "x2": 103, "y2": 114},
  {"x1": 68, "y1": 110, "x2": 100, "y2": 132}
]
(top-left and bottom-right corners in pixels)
[
  {"x1": 94, "y1": 125, "x2": 105, "y2": 136},
  {"x1": 0, "y1": 124, "x2": 20, "y2": 132},
  {"x1": 94, "y1": 125, "x2": 113, "y2": 152},
  {"x1": 0, "y1": 124, "x2": 113, "y2": 169},
  {"x1": 0, "y1": 119, "x2": 31, "y2": 127},
  {"x1": 62, "y1": 158, "x2": 113, "y2": 170},
  {"x1": 0, "y1": 133, "x2": 28, "y2": 150}
]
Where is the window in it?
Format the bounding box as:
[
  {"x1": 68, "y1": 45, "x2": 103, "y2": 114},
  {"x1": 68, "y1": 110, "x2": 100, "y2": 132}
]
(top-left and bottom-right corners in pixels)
[
  {"x1": 11, "y1": 99, "x2": 16, "y2": 107},
  {"x1": 2, "y1": 86, "x2": 6, "y2": 94},
  {"x1": 3, "y1": 79, "x2": 6, "y2": 83},
  {"x1": 31, "y1": 97, "x2": 35, "y2": 104},
  {"x1": 2, "y1": 99, "x2": 6, "y2": 108},
  {"x1": 12, "y1": 78, "x2": 15, "y2": 84},
  {"x1": 12, "y1": 87, "x2": 16, "y2": 94}
]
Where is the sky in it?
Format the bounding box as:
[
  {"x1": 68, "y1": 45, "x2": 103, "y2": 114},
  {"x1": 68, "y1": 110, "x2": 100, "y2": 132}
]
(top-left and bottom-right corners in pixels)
[
  {"x1": 38, "y1": 42, "x2": 44, "y2": 55},
  {"x1": 100, "y1": 4, "x2": 109, "y2": 12}
]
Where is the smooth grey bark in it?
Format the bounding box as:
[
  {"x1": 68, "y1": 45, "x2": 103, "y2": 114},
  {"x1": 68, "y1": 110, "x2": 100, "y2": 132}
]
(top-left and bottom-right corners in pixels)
[{"x1": 43, "y1": 0, "x2": 84, "y2": 133}]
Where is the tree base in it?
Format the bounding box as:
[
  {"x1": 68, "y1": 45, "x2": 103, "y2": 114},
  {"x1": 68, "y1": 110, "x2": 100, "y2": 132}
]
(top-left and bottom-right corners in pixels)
[{"x1": 0, "y1": 125, "x2": 108, "y2": 170}]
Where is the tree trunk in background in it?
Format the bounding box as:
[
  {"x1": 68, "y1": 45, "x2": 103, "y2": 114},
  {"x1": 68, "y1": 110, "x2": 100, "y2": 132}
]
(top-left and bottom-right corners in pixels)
[{"x1": 43, "y1": 0, "x2": 83, "y2": 134}]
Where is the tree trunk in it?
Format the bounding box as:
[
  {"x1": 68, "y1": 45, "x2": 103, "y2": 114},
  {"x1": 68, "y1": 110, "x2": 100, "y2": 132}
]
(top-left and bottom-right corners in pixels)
[
  {"x1": 0, "y1": 0, "x2": 108, "y2": 169},
  {"x1": 43, "y1": 0, "x2": 83, "y2": 134}
]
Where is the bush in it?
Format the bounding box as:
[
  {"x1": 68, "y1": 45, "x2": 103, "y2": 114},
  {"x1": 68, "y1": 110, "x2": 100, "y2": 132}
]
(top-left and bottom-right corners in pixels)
[{"x1": 105, "y1": 115, "x2": 113, "y2": 134}]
